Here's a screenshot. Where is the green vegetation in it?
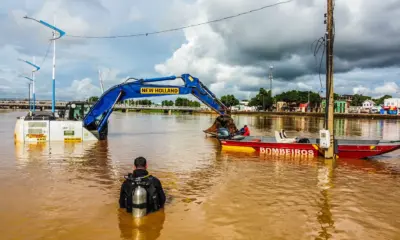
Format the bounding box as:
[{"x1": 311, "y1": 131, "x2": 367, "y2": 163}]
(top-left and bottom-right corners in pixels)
[
  {"x1": 220, "y1": 95, "x2": 239, "y2": 107},
  {"x1": 373, "y1": 95, "x2": 392, "y2": 105},
  {"x1": 161, "y1": 100, "x2": 174, "y2": 106},
  {"x1": 350, "y1": 94, "x2": 371, "y2": 106},
  {"x1": 275, "y1": 90, "x2": 321, "y2": 107},
  {"x1": 91, "y1": 90, "x2": 391, "y2": 111},
  {"x1": 248, "y1": 88, "x2": 273, "y2": 110},
  {"x1": 88, "y1": 96, "x2": 99, "y2": 103},
  {"x1": 125, "y1": 99, "x2": 153, "y2": 105},
  {"x1": 175, "y1": 97, "x2": 201, "y2": 107}
]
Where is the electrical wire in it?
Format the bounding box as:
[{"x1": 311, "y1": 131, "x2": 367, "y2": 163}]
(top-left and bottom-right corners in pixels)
[
  {"x1": 311, "y1": 37, "x2": 324, "y2": 56},
  {"x1": 39, "y1": 41, "x2": 52, "y2": 67},
  {"x1": 312, "y1": 36, "x2": 325, "y2": 92},
  {"x1": 318, "y1": 42, "x2": 326, "y2": 92},
  {"x1": 66, "y1": 0, "x2": 293, "y2": 39}
]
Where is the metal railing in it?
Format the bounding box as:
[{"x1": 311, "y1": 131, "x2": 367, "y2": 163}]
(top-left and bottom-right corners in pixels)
[
  {"x1": 0, "y1": 100, "x2": 68, "y2": 106},
  {"x1": 113, "y1": 104, "x2": 209, "y2": 111},
  {"x1": 0, "y1": 101, "x2": 210, "y2": 111}
]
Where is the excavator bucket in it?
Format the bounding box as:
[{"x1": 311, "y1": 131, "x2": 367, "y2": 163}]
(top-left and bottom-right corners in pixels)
[{"x1": 203, "y1": 115, "x2": 238, "y2": 136}]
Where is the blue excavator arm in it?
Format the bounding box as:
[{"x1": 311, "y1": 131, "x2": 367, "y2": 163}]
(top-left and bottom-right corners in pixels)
[{"x1": 83, "y1": 74, "x2": 228, "y2": 134}]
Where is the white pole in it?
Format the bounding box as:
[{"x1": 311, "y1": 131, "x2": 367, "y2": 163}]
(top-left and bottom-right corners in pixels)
[
  {"x1": 99, "y1": 69, "x2": 104, "y2": 93},
  {"x1": 52, "y1": 15, "x2": 56, "y2": 113},
  {"x1": 32, "y1": 56, "x2": 36, "y2": 112}
]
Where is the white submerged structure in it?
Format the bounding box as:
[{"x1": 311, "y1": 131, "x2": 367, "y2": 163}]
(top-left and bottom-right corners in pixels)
[
  {"x1": 14, "y1": 73, "x2": 231, "y2": 143},
  {"x1": 14, "y1": 101, "x2": 104, "y2": 143},
  {"x1": 14, "y1": 117, "x2": 98, "y2": 143}
]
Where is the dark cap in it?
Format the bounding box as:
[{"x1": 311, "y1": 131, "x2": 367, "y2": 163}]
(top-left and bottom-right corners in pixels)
[{"x1": 134, "y1": 157, "x2": 147, "y2": 168}]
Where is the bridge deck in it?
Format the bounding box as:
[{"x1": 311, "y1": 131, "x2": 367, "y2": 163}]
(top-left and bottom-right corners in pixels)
[{"x1": 0, "y1": 101, "x2": 209, "y2": 111}]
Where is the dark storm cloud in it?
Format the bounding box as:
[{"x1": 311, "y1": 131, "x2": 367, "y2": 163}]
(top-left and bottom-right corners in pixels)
[
  {"x1": 238, "y1": 85, "x2": 264, "y2": 92},
  {"x1": 200, "y1": 0, "x2": 400, "y2": 81}
]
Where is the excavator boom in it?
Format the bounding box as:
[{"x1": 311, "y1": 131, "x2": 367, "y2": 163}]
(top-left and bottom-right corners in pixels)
[{"x1": 83, "y1": 74, "x2": 230, "y2": 135}]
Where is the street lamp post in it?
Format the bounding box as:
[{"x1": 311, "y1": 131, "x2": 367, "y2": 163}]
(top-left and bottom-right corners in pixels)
[
  {"x1": 19, "y1": 75, "x2": 34, "y2": 111},
  {"x1": 28, "y1": 82, "x2": 31, "y2": 110},
  {"x1": 23, "y1": 16, "x2": 66, "y2": 114},
  {"x1": 18, "y1": 58, "x2": 40, "y2": 112},
  {"x1": 268, "y1": 65, "x2": 274, "y2": 111}
]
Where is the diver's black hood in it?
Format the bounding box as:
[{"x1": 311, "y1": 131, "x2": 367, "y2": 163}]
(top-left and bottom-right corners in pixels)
[{"x1": 132, "y1": 169, "x2": 149, "y2": 178}]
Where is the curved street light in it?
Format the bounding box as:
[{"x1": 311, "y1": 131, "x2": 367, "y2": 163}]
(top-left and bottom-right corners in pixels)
[
  {"x1": 23, "y1": 15, "x2": 66, "y2": 113},
  {"x1": 18, "y1": 74, "x2": 34, "y2": 111},
  {"x1": 23, "y1": 16, "x2": 66, "y2": 40},
  {"x1": 18, "y1": 59, "x2": 40, "y2": 112}
]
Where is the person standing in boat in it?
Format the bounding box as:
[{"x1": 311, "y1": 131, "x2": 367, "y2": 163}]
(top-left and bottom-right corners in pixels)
[{"x1": 119, "y1": 157, "x2": 166, "y2": 215}]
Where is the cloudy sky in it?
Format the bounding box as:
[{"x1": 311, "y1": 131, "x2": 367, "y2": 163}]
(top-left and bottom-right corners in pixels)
[{"x1": 0, "y1": 0, "x2": 399, "y2": 102}]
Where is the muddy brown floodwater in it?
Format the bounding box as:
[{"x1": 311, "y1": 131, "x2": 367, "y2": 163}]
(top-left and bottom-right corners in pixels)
[{"x1": 1, "y1": 110, "x2": 400, "y2": 240}]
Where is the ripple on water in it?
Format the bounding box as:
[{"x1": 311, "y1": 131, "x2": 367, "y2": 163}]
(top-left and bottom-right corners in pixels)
[{"x1": 1, "y1": 111, "x2": 400, "y2": 239}]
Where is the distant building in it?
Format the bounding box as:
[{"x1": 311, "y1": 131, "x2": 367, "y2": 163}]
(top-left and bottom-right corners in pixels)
[
  {"x1": 231, "y1": 100, "x2": 256, "y2": 111},
  {"x1": 276, "y1": 101, "x2": 287, "y2": 111},
  {"x1": 321, "y1": 100, "x2": 349, "y2": 113},
  {"x1": 362, "y1": 100, "x2": 375, "y2": 110},
  {"x1": 239, "y1": 100, "x2": 249, "y2": 106},
  {"x1": 341, "y1": 94, "x2": 354, "y2": 101},
  {"x1": 383, "y1": 98, "x2": 400, "y2": 109},
  {"x1": 383, "y1": 98, "x2": 400, "y2": 114},
  {"x1": 299, "y1": 103, "x2": 309, "y2": 112}
]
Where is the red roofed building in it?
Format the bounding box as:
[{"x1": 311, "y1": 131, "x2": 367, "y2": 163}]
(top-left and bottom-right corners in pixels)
[{"x1": 299, "y1": 103, "x2": 309, "y2": 112}]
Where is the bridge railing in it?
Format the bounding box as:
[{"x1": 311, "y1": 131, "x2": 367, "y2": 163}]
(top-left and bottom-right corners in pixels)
[
  {"x1": 0, "y1": 101, "x2": 211, "y2": 111},
  {"x1": 0, "y1": 100, "x2": 68, "y2": 106},
  {"x1": 113, "y1": 104, "x2": 209, "y2": 110}
]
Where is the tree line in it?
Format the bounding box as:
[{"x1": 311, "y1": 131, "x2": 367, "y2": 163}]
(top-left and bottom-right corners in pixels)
[
  {"x1": 219, "y1": 90, "x2": 393, "y2": 110},
  {"x1": 87, "y1": 91, "x2": 393, "y2": 110},
  {"x1": 347, "y1": 94, "x2": 392, "y2": 106},
  {"x1": 219, "y1": 89, "x2": 320, "y2": 110},
  {"x1": 160, "y1": 97, "x2": 200, "y2": 107}
]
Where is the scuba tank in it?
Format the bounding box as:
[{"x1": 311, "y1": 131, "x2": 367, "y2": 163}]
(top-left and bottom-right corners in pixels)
[{"x1": 132, "y1": 179, "x2": 148, "y2": 218}]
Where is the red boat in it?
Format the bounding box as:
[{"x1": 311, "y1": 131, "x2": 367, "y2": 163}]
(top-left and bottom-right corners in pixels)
[{"x1": 218, "y1": 130, "x2": 400, "y2": 159}]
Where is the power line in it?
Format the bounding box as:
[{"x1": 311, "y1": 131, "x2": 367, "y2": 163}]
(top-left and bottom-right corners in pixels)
[
  {"x1": 312, "y1": 36, "x2": 326, "y2": 92},
  {"x1": 39, "y1": 41, "x2": 52, "y2": 67},
  {"x1": 66, "y1": 0, "x2": 293, "y2": 39}
]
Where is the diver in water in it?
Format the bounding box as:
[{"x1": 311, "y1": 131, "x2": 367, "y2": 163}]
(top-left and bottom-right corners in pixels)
[{"x1": 119, "y1": 157, "x2": 166, "y2": 217}]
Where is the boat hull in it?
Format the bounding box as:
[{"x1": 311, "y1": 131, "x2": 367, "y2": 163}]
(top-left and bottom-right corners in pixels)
[{"x1": 219, "y1": 138, "x2": 400, "y2": 159}]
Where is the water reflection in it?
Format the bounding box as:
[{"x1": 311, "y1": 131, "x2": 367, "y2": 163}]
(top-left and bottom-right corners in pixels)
[
  {"x1": 118, "y1": 209, "x2": 165, "y2": 240},
  {"x1": 316, "y1": 159, "x2": 335, "y2": 240},
  {"x1": 2, "y1": 112, "x2": 400, "y2": 239},
  {"x1": 14, "y1": 141, "x2": 120, "y2": 189},
  {"x1": 252, "y1": 116, "x2": 400, "y2": 140},
  {"x1": 221, "y1": 150, "x2": 400, "y2": 176}
]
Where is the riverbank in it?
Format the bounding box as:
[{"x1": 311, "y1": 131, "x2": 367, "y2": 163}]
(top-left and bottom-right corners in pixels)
[
  {"x1": 197, "y1": 110, "x2": 400, "y2": 119},
  {"x1": 5, "y1": 108, "x2": 400, "y2": 120}
]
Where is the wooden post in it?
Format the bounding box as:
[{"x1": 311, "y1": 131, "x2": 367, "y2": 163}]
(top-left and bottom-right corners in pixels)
[{"x1": 324, "y1": 0, "x2": 335, "y2": 159}]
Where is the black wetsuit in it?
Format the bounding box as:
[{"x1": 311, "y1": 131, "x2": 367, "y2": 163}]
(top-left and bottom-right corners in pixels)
[{"x1": 119, "y1": 169, "x2": 166, "y2": 213}]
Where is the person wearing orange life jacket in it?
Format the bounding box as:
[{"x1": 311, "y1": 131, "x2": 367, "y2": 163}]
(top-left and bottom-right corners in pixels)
[{"x1": 241, "y1": 125, "x2": 250, "y2": 136}]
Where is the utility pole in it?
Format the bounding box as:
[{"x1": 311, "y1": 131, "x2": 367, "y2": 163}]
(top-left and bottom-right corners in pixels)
[
  {"x1": 17, "y1": 58, "x2": 39, "y2": 112},
  {"x1": 269, "y1": 65, "x2": 273, "y2": 111},
  {"x1": 98, "y1": 69, "x2": 105, "y2": 94},
  {"x1": 32, "y1": 56, "x2": 36, "y2": 112},
  {"x1": 52, "y1": 16, "x2": 56, "y2": 113},
  {"x1": 324, "y1": 0, "x2": 335, "y2": 159},
  {"x1": 262, "y1": 94, "x2": 265, "y2": 111},
  {"x1": 23, "y1": 15, "x2": 66, "y2": 113},
  {"x1": 28, "y1": 82, "x2": 31, "y2": 111}
]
